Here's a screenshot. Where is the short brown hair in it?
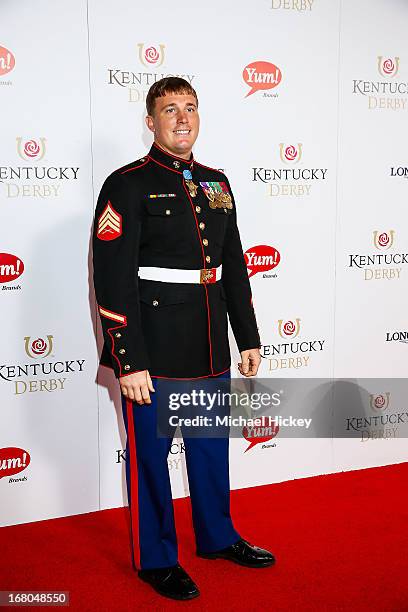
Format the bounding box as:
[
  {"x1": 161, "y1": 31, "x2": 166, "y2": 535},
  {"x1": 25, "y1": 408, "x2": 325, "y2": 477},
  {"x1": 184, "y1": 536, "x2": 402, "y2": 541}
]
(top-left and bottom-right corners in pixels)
[{"x1": 146, "y1": 77, "x2": 198, "y2": 116}]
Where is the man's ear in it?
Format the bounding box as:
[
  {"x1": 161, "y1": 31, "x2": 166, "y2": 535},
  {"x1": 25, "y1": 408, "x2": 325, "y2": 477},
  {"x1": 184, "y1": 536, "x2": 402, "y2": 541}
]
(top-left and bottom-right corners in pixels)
[{"x1": 145, "y1": 115, "x2": 155, "y2": 133}]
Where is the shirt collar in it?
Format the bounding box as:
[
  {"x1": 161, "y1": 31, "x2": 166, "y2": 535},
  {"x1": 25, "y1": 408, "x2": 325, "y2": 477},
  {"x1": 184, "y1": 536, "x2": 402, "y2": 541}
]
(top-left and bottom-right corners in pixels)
[{"x1": 148, "y1": 142, "x2": 194, "y2": 174}]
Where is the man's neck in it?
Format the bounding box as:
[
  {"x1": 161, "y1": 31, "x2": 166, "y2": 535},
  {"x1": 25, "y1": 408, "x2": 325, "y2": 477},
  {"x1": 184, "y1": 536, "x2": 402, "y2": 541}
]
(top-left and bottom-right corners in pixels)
[{"x1": 154, "y1": 140, "x2": 192, "y2": 161}]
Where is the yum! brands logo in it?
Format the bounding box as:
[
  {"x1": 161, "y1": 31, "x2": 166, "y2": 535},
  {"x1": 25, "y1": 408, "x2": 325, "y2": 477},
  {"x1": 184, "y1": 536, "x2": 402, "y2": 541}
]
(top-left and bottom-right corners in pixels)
[
  {"x1": 244, "y1": 245, "x2": 281, "y2": 279},
  {"x1": 0, "y1": 447, "x2": 30, "y2": 483},
  {"x1": 0, "y1": 45, "x2": 15, "y2": 85},
  {"x1": 0, "y1": 253, "x2": 24, "y2": 291},
  {"x1": 252, "y1": 143, "x2": 328, "y2": 198},
  {"x1": 352, "y1": 56, "x2": 407, "y2": 111},
  {"x1": 261, "y1": 318, "x2": 325, "y2": 372},
  {"x1": 243, "y1": 61, "x2": 282, "y2": 98},
  {"x1": 348, "y1": 230, "x2": 408, "y2": 281},
  {"x1": 242, "y1": 416, "x2": 279, "y2": 452},
  {"x1": 0, "y1": 335, "x2": 86, "y2": 396}
]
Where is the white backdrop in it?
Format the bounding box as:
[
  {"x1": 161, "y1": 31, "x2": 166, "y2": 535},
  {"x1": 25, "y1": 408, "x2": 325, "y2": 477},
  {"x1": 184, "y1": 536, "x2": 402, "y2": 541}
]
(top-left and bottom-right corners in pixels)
[{"x1": 1, "y1": 0, "x2": 407, "y2": 527}]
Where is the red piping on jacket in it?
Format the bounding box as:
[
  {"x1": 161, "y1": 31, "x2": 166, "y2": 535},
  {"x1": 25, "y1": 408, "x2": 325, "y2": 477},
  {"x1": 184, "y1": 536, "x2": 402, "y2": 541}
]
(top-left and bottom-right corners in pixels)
[
  {"x1": 120, "y1": 158, "x2": 150, "y2": 174},
  {"x1": 126, "y1": 399, "x2": 141, "y2": 570},
  {"x1": 148, "y1": 155, "x2": 183, "y2": 175}
]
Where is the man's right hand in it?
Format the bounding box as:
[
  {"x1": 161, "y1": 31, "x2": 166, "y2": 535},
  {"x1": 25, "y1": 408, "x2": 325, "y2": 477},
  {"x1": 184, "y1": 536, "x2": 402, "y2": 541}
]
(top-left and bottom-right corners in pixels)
[{"x1": 119, "y1": 370, "x2": 155, "y2": 404}]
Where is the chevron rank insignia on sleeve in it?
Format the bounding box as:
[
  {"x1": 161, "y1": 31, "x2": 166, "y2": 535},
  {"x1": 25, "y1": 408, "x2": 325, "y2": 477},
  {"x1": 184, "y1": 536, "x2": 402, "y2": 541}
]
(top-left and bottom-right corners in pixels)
[{"x1": 97, "y1": 201, "x2": 122, "y2": 240}]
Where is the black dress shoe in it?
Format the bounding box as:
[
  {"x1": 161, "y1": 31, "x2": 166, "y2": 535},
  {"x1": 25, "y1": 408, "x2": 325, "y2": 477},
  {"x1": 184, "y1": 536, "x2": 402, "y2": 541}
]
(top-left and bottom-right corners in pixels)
[
  {"x1": 138, "y1": 562, "x2": 200, "y2": 600},
  {"x1": 197, "y1": 538, "x2": 276, "y2": 568}
]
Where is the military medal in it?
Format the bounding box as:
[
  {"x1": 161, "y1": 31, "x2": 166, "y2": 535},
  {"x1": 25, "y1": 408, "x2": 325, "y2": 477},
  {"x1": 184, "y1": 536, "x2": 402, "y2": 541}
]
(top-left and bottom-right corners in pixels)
[
  {"x1": 183, "y1": 169, "x2": 199, "y2": 198},
  {"x1": 199, "y1": 181, "x2": 233, "y2": 210}
]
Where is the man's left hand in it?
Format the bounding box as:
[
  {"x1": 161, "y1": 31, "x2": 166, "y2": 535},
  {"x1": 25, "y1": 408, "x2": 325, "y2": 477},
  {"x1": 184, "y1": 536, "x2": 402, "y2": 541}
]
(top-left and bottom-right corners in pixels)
[{"x1": 238, "y1": 348, "x2": 261, "y2": 377}]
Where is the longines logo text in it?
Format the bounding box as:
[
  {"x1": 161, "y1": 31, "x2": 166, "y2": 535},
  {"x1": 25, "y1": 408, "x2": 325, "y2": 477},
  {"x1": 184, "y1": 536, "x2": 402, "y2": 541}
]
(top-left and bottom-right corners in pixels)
[
  {"x1": 348, "y1": 230, "x2": 407, "y2": 280},
  {"x1": 260, "y1": 318, "x2": 325, "y2": 371},
  {"x1": 108, "y1": 42, "x2": 195, "y2": 104},
  {"x1": 0, "y1": 335, "x2": 86, "y2": 395},
  {"x1": 252, "y1": 143, "x2": 327, "y2": 198},
  {"x1": 352, "y1": 56, "x2": 407, "y2": 111},
  {"x1": 0, "y1": 138, "x2": 80, "y2": 199}
]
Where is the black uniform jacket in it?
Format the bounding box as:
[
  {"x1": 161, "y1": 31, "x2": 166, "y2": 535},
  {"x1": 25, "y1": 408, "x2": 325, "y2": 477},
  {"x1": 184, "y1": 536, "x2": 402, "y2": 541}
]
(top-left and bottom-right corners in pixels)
[{"x1": 92, "y1": 142, "x2": 261, "y2": 379}]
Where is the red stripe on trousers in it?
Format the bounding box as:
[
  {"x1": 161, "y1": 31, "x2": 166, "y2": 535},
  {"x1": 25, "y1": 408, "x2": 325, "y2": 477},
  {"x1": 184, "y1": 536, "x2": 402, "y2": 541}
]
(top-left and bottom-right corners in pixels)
[{"x1": 126, "y1": 399, "x2": 141, "y2": 570}]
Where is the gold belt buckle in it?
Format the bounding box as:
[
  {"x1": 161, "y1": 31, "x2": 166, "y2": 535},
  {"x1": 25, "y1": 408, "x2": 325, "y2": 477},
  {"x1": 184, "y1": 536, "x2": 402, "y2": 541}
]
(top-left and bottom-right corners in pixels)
[{"x1": 200, "y1": 268, "x2": 216, "y2": 284}]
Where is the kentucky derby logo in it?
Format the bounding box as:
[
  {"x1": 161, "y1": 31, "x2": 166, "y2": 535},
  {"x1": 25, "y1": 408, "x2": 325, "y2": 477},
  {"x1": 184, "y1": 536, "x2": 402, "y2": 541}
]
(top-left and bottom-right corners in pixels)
[
  {"x1": 373, "y1": 230, "x2": 394, "y2": 250},
  {"x1": 24, "y1": 336, "x2": 54, "y2": 359},
  {"x1": 0, "y1": 45, "x2": 15, "y2": 76},
  {"x1": 279, "y1": 143, "x2": 302, "y2": 164},
  {"x1": 278, "y1": 319, "x2": 301, "y2": 339},
  {"x1": 243, "y1": 61, "x2": 282, "y2": 98},
  {"x1": 138, "y1": 43, "x2": 165, "y2": 67},
  {"x1": 369, "y1": 393, "x2": 390, "y2": 412},
  {"x1": 16, "y1": 137, "x2": 46, "y2": 161},
  {"x1": 377, "y1": 56, "x2": 399, "y2": 78}
]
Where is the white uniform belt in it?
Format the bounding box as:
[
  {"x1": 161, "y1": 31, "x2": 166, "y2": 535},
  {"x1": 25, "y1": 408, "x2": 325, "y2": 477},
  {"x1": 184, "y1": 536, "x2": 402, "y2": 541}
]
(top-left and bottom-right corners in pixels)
[{"x1": 138, "y1": 265, "x2": 222, "y2": 284}]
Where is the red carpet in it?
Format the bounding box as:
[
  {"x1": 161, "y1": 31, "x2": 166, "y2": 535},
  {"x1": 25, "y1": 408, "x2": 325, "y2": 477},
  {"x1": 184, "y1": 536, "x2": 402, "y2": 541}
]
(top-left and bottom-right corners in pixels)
[{"x1": 1, "y1": 463, "x2": 407, "y2": 611}]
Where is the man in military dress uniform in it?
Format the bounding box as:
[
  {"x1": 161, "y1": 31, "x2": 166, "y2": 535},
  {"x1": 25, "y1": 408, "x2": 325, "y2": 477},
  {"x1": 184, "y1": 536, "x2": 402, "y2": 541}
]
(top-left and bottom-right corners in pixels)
[{"x1": 92, "y1": 77, "x2": 275, "y2": 600}]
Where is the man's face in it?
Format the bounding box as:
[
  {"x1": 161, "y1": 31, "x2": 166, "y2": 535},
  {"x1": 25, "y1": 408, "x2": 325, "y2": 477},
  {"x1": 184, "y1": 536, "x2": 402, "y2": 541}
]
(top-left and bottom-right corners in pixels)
[{"x1": 145, "y1": 92, "x2": 200, "y2": 159}]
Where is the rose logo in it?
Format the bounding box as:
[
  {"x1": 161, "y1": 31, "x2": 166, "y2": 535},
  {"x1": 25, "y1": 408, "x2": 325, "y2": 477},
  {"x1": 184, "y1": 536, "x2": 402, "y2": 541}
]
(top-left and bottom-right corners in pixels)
[
  {"x1": 283, "y1": 321, "x2": 295, "y2": 335},
  {"x1": 24, "y1": 335, "x2": 54, "y2": 359},
  {"x1": 279, "y1": 142, "x2": 302, "y2": 164},
  {"x1": 138, "y1": 43, "x2": 165, "y2": 67},
  {"x1": 31, "y1": 338, "x2": 47, "y2": 355},
  {"x1": 382, "y1": 58, "x2": 395, "y2": 75},
  {"x1": 278, "y1": 318, "x2": 301, "y2": 339},
  {"x1": 144, "y1": 46, "x2": 159, "y2": 64},
  {"x1": 377, "y1": 56, "x2": 399, "y2": 78},
  {"x1": 373, "y1": 230, "x2": 394, "y2": 250},
  {"x1": 23, "y1": 140, "x2": 40, "y2": 158},
  {"x1": 374, "y1": 395, "x2": 386, "y2": 409},
  {"x1": 16, "y1": 136, "x2": 46, "y2": 161},
  {"x1": 285, "y1": 146, "x2": 297, "y2": 161},
  {"x1": 370, "y1": 393, "x2": 390, "y2": 412}
]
